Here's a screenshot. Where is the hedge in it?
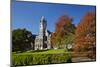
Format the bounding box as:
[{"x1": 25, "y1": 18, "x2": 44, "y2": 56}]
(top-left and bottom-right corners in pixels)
[{"x1": 12, "y1": 53, "x2": 72, "y2": 66}]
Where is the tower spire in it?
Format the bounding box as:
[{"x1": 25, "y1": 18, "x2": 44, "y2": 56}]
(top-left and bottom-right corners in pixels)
[{"x1": 40, "y1": 16, "x2": 46, "y2": 22}]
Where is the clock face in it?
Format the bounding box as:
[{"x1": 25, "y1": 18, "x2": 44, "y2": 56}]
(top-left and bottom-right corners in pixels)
[{"x1": 44, "y1": 41, "x2": 47, "y2": 44}]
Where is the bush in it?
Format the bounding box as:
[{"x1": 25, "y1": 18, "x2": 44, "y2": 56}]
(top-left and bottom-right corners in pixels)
[{"x1": 12, "y1": 53, "x2": 72, "y2": 66}]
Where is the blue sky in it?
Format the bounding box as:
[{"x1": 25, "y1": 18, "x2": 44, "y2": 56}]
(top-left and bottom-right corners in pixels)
[{"x1": 12, "y1": 1, "x2": 96, "y2": 34}]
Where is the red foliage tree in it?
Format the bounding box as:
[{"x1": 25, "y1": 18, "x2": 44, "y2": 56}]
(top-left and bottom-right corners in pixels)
[
  {"x1": 55, "y1": 15, "x2": 72, "y2": 33},
  {"x1": 51, "y1": 15, "x2": 75, "y2": 48},
  {"x1": 74, "y1": 12, "x2": 96, "y2": 58}
]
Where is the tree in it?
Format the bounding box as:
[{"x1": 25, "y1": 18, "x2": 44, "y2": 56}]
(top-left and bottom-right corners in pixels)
[
  {"x1": 51, "y1": 15, "x2": 76, "y2": 49},
  {"x1": 74, "y1": 12, "x2": 96, "y2": 58},
  {"x1": 12, "y1": 28, "x2": 33, "y2": 52}
]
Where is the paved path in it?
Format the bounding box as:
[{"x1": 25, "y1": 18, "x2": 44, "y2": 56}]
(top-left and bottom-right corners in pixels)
[{"x1": 72, "y1": 57, "x2": 95, "y2": 62}]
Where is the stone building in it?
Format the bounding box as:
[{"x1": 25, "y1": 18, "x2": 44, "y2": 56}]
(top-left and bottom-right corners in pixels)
[{"x1": 34, "y1": 16, "x2": 51, "y2": 50}]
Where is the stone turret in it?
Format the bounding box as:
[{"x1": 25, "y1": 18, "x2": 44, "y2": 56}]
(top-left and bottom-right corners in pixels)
[{"x1": 34, "y1": 16, "x2": 51, "y2": 50}]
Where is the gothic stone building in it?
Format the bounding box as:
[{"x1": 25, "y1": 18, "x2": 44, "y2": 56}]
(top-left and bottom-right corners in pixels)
[{"x1": 34, "y1": 16, "x2": 51, "y2": 50}]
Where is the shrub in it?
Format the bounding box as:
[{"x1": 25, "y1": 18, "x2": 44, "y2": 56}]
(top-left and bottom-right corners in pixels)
[{"x1": 12, "y1": 53, "x2": 72, "y2": 66}]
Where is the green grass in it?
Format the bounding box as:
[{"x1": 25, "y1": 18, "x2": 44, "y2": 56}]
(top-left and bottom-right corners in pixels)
[
  {"x1": 13, "y1": 49, "x2": 67, "y2": 55},
  {"x1": 12, "y1": 49, "x2": 72, "y2": 66}
]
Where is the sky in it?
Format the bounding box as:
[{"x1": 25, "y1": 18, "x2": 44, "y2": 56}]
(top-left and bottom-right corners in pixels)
[{"x1": 11, "y1": 0, "x2": 96, "y2": 34}]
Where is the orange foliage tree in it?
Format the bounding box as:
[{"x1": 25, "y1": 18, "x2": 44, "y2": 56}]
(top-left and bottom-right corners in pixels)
[
  {"x1": 74, "y1": 12, "x2": 96, "y2": 58},
  {"x1": 51, "y1": 15, "x2": 76, "y2": 49}
]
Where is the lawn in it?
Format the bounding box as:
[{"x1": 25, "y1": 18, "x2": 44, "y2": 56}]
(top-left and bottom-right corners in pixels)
[
  {"x1": 13, "y1": 49, "x2": 67, "y2": 55},
  {"x1": 12, "y1": 49, "x2": 72, "y2": 66}
]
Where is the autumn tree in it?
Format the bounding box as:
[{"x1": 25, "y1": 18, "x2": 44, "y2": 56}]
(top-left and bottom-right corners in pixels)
[
  {"x1": 51, "y1": 15, "x2": 76, "y2": 49},
  {"x1": 74, "y1": 12, "x2": 96, "y2": 58}
]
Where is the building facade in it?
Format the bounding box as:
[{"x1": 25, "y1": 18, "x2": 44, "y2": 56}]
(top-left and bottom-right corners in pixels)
[{"x1": 34, "y1": 16, "x2": 51, "y2": 50}]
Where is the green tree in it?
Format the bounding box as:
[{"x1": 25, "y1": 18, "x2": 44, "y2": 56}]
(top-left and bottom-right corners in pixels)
[{"x1": 12, "y1": 28, "x2": 33, "y2": 52}]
